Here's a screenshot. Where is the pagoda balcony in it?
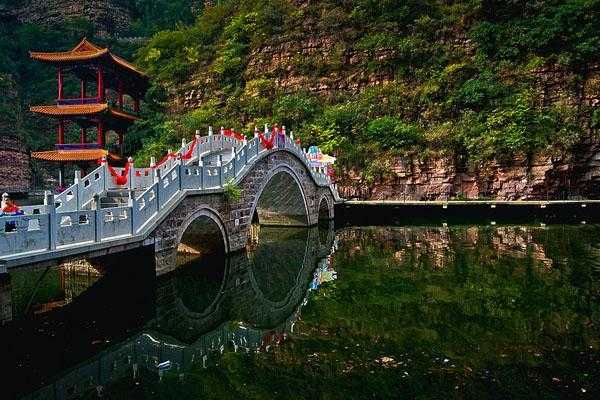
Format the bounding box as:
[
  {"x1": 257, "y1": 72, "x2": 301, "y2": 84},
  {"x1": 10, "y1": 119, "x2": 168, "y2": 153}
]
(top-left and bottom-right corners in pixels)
[
  {"x1": 55, "y1": 143, "x2": 101, "y2": 151},
  {"x1": 53, "y1": 98, "x2": 139, "y2": 116},
  {"x1": 56, "y1": 97, "x2": 102, "y2": 106}
]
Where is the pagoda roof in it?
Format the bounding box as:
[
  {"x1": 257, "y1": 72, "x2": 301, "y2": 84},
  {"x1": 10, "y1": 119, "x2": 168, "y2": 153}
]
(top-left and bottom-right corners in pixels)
[
  {"x1": 31, "y1": 149, "x2": 120, "y2": 162},
  {"x1": 30, "y1": 38, "x2": 147, "y2": 78},
  {"x1": 30, "y1": 103, "x2": 138, "y2": 122},
  {"x1": 30, "y1": 103, "x2": 109, "y2": 116}
]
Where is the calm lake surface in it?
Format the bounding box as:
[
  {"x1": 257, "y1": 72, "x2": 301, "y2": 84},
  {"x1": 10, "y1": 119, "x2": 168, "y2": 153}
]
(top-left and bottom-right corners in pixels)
[{"x1": 1, "y1": 223, "x2": 599, "y2": 399}]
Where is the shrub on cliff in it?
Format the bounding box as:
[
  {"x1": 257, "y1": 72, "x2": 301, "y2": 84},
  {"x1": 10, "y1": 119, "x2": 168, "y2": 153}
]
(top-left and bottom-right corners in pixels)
[{"x1": 366, "y1": 117, "x2": 423, "y2": 151}]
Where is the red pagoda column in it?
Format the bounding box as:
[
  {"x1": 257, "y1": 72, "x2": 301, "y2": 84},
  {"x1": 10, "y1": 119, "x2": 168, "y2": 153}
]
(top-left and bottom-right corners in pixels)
[
  {"x1": 97, "y1": 67, "x2": 105, "y2": 102},
  {"x1": 118, "y1": 131, "x2": 124, "y2": 155},
  {"x1": 134, "y1": 97, "x2": 140, "y2": 113},
  {"x1": 118, "y1": 79, "x2": 124, "y2": 109},
  {"x1": 57, "y1": 67, "x2": 63, "y2": 100},
  {"x1": 97, "y1": 121, "x2": 105, "y2": 146},
  {"x1": 57, "y1": 119, "x2": 65, "y2": 144},
  {"x1": 80, "y1": 80, "x2": 86, "y2": 99},
  {"x1": 80, "y1": 127, "x2": 86, "y2": 144}
]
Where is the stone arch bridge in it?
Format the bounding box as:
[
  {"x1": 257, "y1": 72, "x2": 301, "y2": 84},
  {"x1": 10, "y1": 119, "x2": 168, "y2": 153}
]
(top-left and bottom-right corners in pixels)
[{"x1": 0, "y1": 131, "x2": 341, "y2": 275}]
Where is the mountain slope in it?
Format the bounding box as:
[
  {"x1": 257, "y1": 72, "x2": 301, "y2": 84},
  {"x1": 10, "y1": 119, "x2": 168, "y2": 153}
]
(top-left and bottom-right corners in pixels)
[{"x1": 134, "y1": 0, "x2": 600, "y2": 199}]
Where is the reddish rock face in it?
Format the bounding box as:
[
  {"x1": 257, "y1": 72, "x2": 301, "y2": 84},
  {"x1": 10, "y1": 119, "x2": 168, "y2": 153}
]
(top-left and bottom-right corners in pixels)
[
  {"x1": 0, "y1": 136, "x2": 31, "y2": 194},
  {"x1": 11, "y1": 0, "x2": 132, "y2": 37},
  {"x1": 336, "y1": 145, "x2": 600, "y2": 201}
]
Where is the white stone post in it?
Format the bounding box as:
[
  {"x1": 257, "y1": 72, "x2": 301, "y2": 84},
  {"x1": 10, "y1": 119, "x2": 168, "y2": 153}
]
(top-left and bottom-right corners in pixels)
[
  {"x1": 150, "y1": 156, "x2": 156, "y2": 168},
  {"x1": 208, "y1": 126, "x2": 213, "y2": 136},
  {"x1": 195, "y1": 132, "x2": 202, "y2": 164},
  {"x1": 127, "y1": 157, "x2": 134, "y2": 190},
  {"x1": 100, "y1": 156, "x2": 108, "y2": 191},
  {"x1": 44, "y1": 190, "x2": 56, "y2": 250}
]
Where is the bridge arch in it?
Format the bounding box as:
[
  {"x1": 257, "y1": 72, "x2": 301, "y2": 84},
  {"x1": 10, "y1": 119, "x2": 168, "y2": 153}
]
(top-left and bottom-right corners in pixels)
[
  {"x1": 318, "y1": 193, "x2": 334, "y2": 222},
  {"x1": 249, "y1": 165, "x2": 310, "y2": 227},
  {"x1": 177, "y1": 207, "x2": 229, "y2": 258}
]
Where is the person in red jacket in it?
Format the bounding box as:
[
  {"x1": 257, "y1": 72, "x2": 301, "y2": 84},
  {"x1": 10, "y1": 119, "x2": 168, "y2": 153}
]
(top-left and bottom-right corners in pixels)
[{"x1": 1, "y1": 193, "x2": 21, "y2": 214}]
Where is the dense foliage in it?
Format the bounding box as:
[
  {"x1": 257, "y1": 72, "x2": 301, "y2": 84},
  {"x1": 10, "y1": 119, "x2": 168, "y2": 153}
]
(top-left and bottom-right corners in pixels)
[
  {"x1": 130, "y1": 0, "x2": 599, "y2": 176},
  {"x1": 1, "y1": 0, "x2": 599, "y2": 181}
]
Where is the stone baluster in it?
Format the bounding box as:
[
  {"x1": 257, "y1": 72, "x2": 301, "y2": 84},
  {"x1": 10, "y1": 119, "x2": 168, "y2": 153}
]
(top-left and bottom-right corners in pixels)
[
  {"x1": 195, "y1": 131, "x2": 202, "y2": 164},
  {"x1": 217, "y1": 155, "x2": 223, "y2": 186},
  {"x1": 73, "y1": 170, "x2": 82, "y2": 209},
  {"x1": 100, "y1": 156, "x2": 108, "y2": 191},
  {"x1": 127, "y1": 157, "x2": 134, "y2": 190},
  {"x1": 44, "y1": 190, "x2": 57, "y2": 250},
  {"x1": 254, "y1": 126, "x2": 259, "y2": 139}
]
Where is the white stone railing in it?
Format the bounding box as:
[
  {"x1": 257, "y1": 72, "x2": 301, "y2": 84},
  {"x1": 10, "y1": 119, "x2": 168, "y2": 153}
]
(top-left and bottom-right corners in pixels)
[{"x1": 0, "y1": 128, "x2": 337, "y2": 260}]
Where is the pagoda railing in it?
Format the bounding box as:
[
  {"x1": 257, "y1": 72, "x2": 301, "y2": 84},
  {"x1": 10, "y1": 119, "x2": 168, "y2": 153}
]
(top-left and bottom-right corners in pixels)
[
  {"x1": 0, "y1": 131, "x2": 339, "y2": 261},
  {"x1": 56, "y1": 98, "x2": 100, "y2": 106},
  {"x1": 55, "y1": 143, "x2": 101, "y2": 150}
]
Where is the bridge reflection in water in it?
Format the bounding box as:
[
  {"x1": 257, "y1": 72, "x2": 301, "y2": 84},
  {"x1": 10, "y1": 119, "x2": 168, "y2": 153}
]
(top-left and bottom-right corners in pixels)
[{"x1": 2, "y1": 222, "x2": 335, "y2": 400}]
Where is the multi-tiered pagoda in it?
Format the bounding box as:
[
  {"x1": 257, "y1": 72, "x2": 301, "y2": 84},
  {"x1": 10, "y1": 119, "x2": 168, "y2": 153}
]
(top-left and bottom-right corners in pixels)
[{"x1": 29, "y1": 38, "x2": 148, "y2": 187}]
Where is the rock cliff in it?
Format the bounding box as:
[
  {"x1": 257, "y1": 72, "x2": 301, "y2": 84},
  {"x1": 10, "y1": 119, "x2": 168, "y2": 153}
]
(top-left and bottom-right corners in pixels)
[
  {"x1": 337, "y1": 146, "x2": 600, "y2": 201},
  {"x1": 0, "y1": 135, "x2": 31, "y2": 194},
  {"x1": 175, "y1": 1, "x2": 600, "y2": 200},
  {"x1": 0, "y1": 74, "x2": 31, "y2": 194},
  {"x1": 10, "y1": 0, "x2": 132, "y2": 36}
]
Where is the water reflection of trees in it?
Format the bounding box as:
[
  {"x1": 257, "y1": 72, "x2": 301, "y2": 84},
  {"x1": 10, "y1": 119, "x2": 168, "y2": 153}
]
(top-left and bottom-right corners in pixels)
[
  {"x1": 338, "y1": 225, "x2": 600, "y2": 271},
  {"x1": 290, "y1": 225, "x2": 600, "y2": 398}
]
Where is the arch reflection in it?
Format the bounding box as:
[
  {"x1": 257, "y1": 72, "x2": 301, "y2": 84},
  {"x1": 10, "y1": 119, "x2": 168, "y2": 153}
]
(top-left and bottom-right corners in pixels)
[{"x1": 19, "y1": 222, "x2": 336, "y2": 400}]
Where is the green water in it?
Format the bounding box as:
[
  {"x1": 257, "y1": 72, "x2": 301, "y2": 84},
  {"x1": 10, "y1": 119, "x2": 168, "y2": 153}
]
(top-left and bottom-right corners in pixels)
[{"x1": 3, "y1": 224, "x2": 600, "y2": 399}]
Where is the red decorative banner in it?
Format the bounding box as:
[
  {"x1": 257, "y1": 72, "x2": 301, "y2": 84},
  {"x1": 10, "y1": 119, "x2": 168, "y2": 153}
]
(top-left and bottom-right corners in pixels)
[
  {"x1": 107, "y1": 161, "x2": 130, "y2": 185},
  {"x1": 259, "y1": 132, "x2": 275, "y2": 150},
  {"x1": 181, "y1": 138, "x2": 198, "y2": 160},
  {"x1": 223, "y1": 129, "x2": 245, "y2": 141}
]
